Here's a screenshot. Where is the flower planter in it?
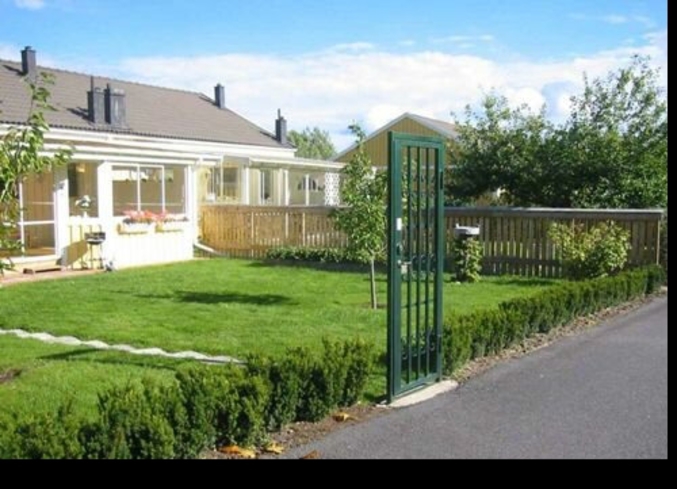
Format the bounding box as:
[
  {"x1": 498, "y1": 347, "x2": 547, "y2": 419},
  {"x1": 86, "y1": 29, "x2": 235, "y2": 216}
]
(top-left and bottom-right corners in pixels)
[
  {"x1": 156, "y1": 221, "x2": 189, "y2": 233},
  {"x1": 118, "y1": 222, "x2": 154, "y2": 235}
]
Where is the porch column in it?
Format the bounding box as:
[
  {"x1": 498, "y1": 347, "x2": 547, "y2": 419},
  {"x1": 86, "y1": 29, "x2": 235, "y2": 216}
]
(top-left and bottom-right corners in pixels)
[
  {"x1": 54, "y1": 166, "x2": 69, "y2": 259},
  {"x1": 283, "y1": 169, "x2": 290, "y2": 206},
  {"x1": 242, "y1": 165, "x2": 251, "y2": 205}
]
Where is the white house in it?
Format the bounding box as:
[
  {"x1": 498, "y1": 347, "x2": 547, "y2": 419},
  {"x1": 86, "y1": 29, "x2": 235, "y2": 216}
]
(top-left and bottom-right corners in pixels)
[{"x1": 0, "y1": 47, "x2": 343, "y2": 271}]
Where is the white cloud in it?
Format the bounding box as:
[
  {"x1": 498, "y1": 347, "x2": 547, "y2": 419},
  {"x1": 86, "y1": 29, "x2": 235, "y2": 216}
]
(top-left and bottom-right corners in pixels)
[
  {"x1": 602, "y1": 15, "x2": 629, "y2": 24},
  {"x1": 2, "y1": 29, "x2": 666, "y2": 153},
  {"x1": 571, "y1": 13, "x2": 655, "y2": 28},
  {"x1": 433, "y1": 34, "x2": 495, "y2": 44},
  {"x1": 14, "y1": 0, "x2": 45, "y2": 10},
  {"x1": 399, "y1": 40, "x2": 416, "y2": 47},
  {"x1": 325, "y1": 42, "x2": 376, "y2": 53}
]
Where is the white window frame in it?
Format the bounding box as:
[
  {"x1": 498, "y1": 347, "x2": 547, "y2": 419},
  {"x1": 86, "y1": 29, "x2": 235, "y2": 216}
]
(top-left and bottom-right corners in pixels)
[{"x1": 111, "y1": 163, "x2": 186, "y2": 216}]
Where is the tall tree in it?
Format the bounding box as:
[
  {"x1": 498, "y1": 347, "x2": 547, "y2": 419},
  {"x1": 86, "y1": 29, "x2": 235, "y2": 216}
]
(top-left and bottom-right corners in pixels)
[
  {"x1": 288, "y1": 127, "x2": 337, "y2": 160},
  {"x1": 1, "y1": 73, "x2": 72, "y2": 275},
  {"x1": 448, "y1": 56, "x2": 667, "y2": 209},
  {"x1": 332, "y1": 124, "x2": 387, "y2": 310}
]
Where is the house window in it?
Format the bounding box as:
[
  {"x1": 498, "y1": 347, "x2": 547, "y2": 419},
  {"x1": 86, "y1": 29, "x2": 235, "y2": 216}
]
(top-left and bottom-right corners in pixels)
[
  {"x1": 112, "y1": 164, "x2": 186, "y2": 216},
  {"x1": 206, "y1": 166, "x2": 241, "y2": 203},
  {"x1": 68, "y1": 163, "x2": 99, "y2": 218},
  {"x1": 260, "y1": 169, "x2": 273, "y2": 205},
  {"x1": 290, "y1": 171, "x2": 325, "y2": 206}
]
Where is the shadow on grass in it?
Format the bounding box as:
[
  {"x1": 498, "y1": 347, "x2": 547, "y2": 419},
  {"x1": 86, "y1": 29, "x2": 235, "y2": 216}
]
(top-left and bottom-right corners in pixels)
[
  {"x1": 38, "y1": 348, "x2": 192, "y2": 373},
  {"x1": 133, "y1": 290, "x2": 298, "y2": 306}
]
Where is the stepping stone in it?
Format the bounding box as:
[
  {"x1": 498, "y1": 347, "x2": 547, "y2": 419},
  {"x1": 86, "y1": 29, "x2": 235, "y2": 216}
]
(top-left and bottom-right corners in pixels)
[
  {"x1": 33, "y1": 333, "x2": 57, "y2": 342},
  {"x1": 131, "y1": 348, "x2": 166, "y2": 356},
  {"x1": 82, "y1": 340, "x2": 110, "y2": 349},
  {"x1": 56, "y1": 337, "x2": 82, "y2": 346}
]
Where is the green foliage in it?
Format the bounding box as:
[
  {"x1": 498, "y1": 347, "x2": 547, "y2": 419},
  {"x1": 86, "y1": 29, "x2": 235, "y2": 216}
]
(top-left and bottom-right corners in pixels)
[
  {"x1": 442, "y1": 266, "x2": 664, "y2": 375},
  {"x1": 288, "y1": 126, "x2": 337, "y2": 160},
  {"x1": 0, "y1": 337, "x2": 376, "y2": 459},
  {"x1": 266, "y1": 246, "x2": 362, "y2": 264},
  {"x1": 1, "y1": 72, "x2": 72, "y2": 274},
  {"x1": 86, "y1": 379, "x2": 182, "y2": 460},
  {"x1": 549, "y1": 221, "x2": 631, "y2": 280},
  {"x1": 451, "y1": 237, "x2": 484, "y2": 283},
  {"x1": 0, "y1": 401, "x2": 85, "y2": 459},
  {"x1": 332, "y1": 124, "x2": 388, "y2": 309},
  {"x1": 246, "y1": 354, "x2": 303, "y2": 432},
  {"x1": 449, "y1": 57, "x2": 667, "y2": 209}
]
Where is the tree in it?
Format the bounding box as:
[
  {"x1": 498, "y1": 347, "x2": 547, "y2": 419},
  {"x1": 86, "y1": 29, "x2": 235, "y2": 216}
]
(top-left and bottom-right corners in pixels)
[
  {"x1": 1, "y1": 73, "x2": 71, "y2": 275},
  {"x1": 288, "y1": 127, "x2": 337, "y2": 160},
  {"x1": 448, "y1": 56, "x2": 667, "y2": 209},
  {"x1": 332, "y1": 124, "x2": 387, "y2": 310}
]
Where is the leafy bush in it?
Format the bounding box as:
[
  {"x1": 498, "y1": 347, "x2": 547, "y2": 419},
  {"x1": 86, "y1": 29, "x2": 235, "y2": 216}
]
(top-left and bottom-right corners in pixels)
[
  {"x1": 266, "y1": 247, "x2": 362, "y2": 264},
  {"x1": 451, "y1": 236, "x2": 484, "y2": 283},
  {"x1": 246, "y1": 354, "x2": 303, "y2": 432},
  {"x1": 0, "y1": 401, "x2": 85, "y2": 460},
  {"x1": 549, "y1": 221, "x2": 631, "y2": 280},
  {"x1": 86, "y1": 379, "x2": 183, "y2": 460},
  {"x1": 442, "y1": 266, "x2": 665, "y2": 375}
]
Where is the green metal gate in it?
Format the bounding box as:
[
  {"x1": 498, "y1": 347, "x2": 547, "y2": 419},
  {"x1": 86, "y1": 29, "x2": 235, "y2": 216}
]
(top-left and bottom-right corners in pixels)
[{"x1": 387, "y1": 132, "x2": 446, "y2": 402}]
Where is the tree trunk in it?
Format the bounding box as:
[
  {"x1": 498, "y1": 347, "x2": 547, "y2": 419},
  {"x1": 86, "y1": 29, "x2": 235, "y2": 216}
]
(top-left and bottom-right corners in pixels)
[{"x1": 370, "y1": 258, "x2": 378, "y2": 310}]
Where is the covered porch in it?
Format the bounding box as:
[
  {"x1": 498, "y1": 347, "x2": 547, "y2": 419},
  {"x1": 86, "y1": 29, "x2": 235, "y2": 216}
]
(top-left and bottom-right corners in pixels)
[{"x1": 198, "y1": 156, "x2": 343, "y2": 208}]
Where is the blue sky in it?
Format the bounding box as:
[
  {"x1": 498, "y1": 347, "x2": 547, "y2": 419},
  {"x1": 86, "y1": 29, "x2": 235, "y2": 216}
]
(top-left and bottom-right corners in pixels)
[{"x1": 0, "y1": 0, "x2": 668, "y2": 149}]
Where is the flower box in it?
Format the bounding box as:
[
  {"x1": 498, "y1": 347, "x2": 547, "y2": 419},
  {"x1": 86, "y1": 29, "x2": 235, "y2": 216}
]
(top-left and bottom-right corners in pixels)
[
  {"x1": 118, "y1": 222, "x2": 154, "y2": 235},
  {"x1": 156, "y1": 221, "x2": 189, "y2": 233}
]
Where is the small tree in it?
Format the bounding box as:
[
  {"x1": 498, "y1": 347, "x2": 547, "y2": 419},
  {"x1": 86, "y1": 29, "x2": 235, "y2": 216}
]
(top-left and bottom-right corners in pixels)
[
  {"x1": 1, "y1": 73, "x2": 71, "y2": 275},
  {"x1": 333, "y1": 124, "x2": 387, "y2": 310}
]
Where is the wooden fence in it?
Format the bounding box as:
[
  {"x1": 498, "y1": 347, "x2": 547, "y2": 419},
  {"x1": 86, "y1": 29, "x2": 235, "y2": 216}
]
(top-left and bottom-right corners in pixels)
[
  {"x1": 200, "y1": 205, "x2": 664, "y2": 278},
  {"x1": 200, "y1": 206, "x2": 349, "y2": 259}
]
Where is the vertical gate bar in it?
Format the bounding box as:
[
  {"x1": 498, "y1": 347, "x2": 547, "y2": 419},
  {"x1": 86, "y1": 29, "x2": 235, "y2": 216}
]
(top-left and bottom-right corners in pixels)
[
  {"x1": 435, "y1": 144, "x2": 445, "y2": 380},
  {"x1": 416, "y1": 146, "x2": 423, "y2": 380},
  {"x1": 406, "y1": 145, "x2": 413, "y2": 384},
  {"x1": 387, "y1": 133, "x2": 401, "y2": 402},
  {"x1": 424, "y1": 147, "x2": 432, "y2": 377}
]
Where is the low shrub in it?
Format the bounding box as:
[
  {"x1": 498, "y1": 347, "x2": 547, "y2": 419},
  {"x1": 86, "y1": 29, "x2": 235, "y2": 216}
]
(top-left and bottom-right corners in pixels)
[
  {"x1": 266, "y1": 247, "x2": 359, "y2": 264},
  {"x1": 450, "y1": 237, "x2": 484, "y2": 283},
  {"x1": 0, "y1": 401, "x2": 85, "y2": 460},
  {"x1": 0, "y1": 337, "x2": 376, "y2": 459},
  {"x1": 549, "y1": 221, "x2": 631, "y2": 280},
  {"x1": 85, "y1": 379, "x2": 183, "y2": 460},
  {"x1": 442, "y1": 266, "x2": 665, "y2": 376}
]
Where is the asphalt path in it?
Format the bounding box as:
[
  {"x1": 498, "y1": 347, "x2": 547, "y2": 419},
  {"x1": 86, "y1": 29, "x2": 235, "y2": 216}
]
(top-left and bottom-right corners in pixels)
[{"x1": 285, "y1": 296, "x2": 668, "y2": 459}]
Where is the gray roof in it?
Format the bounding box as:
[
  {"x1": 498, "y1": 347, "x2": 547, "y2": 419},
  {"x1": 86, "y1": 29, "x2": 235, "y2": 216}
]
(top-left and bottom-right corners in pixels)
[{"x1": 0, "y1": 59, "x2": 290, "y2": 148}]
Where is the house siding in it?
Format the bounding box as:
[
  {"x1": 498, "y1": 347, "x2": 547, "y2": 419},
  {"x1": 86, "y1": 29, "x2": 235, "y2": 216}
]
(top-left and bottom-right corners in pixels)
[{"x1": 336, "y1": 118, "x2": 445, "y2": 167}]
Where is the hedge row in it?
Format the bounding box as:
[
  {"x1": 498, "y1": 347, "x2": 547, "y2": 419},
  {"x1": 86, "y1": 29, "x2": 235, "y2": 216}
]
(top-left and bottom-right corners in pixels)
[
  {"x1": 266, "y1": 247, "x2": 362, "y2": 265},
  {"x1": 442, "y1": 266, "x2": 666, "y2": 374},
  {"x1": 0, "y1": 338, "x2": 375, "y2": 459}
]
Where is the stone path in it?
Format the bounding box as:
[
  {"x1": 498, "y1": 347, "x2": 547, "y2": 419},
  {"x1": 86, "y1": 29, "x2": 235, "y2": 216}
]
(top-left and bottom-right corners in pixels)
[{"x1": 0, "y1": 328, "x2": 242, "y2": 365}]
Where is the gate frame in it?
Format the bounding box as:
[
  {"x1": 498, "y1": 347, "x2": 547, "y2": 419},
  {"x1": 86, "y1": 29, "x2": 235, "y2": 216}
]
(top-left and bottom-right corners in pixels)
[{"x1": 387, "y1": 132, "x2": 447, "y2": 403}]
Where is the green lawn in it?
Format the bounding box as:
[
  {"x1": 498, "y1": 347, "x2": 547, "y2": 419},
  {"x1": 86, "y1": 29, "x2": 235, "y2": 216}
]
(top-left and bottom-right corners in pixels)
[
  {"x1": 0, "y1": 335, "x2": 186, "y2": 418},
  {"x1": 0, "y1": 260, "x2": 559, "y2": 418},
  {"x1": 0, "y1": 259, "x2": 558, "y2": 360}
]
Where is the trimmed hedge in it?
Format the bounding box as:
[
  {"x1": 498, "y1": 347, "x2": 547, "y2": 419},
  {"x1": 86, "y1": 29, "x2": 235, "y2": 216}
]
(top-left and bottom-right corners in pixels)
[
  {"x1": 0, "y1": 338, "x2": 375, "y2": 459},
  {"x1": 442, "y1": 266, "x2": 666, "y2": 374},
  {"x1": 266, "y1": 247, "x2": 360, "y2": 264}
]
